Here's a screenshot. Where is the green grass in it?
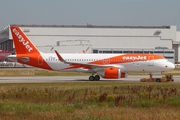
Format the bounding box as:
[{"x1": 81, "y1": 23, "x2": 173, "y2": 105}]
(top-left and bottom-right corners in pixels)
[
  {"x1": 0, "y1": 68, "x2": 180, "y2": 119},
  {"x1": 0, "y1": 67, "x2": 180, "y2": 76},
  {"x1": 0, "y1": 82, "x2": 180, "y2": 119},
  {"x1": 0, "y1": 68, "x2": 90, "y2": 76}
]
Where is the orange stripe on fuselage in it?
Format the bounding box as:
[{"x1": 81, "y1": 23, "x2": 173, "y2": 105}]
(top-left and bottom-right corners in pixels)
[
  {"x1": 88, "y1": 54, "x2": 164, "y2": 65},
  {"x1": 62, "y1": 54, "x2": 165, "y2": 70}
]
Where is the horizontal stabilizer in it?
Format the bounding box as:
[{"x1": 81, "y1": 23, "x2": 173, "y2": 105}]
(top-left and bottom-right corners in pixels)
[{"x1": 7, "y1": 55, "x2": 30, "y2": 62}]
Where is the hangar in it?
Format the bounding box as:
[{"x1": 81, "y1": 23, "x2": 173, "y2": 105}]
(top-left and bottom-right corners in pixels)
[{"x1": 0, "y1": 24, "x2": 179, "y2": 63}]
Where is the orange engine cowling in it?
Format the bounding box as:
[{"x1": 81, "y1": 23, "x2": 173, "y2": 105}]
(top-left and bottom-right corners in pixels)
[{"x1": 97, "y1": 67, "x2": 128, "y2": 79}]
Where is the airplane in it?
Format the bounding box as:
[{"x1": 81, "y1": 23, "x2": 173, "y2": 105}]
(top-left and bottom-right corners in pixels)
[{"x1": 7, "y1": 26, "x2": 175, "y2": 81}]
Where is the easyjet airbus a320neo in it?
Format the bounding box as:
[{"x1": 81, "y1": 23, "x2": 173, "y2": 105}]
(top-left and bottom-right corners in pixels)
[{"x1": 7, "y1": 26, "x2": 175, "y2": 81}]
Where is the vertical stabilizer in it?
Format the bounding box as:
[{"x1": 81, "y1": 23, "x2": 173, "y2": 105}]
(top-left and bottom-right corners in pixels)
[
  {"x1": 10, "y1": 26, "x2": 52, "y2": 70},
  {"x1": 10, "y1": 26, "x2": 39, "y2": 54}
]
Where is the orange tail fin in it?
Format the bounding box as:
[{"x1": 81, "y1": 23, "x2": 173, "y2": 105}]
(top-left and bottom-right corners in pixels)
[
  {"x1": 10, "y1": 26, "x2": 40, "y2": 54},
  {"x1": 10, "y1": 26, "x2": 52, "y2": 70}
]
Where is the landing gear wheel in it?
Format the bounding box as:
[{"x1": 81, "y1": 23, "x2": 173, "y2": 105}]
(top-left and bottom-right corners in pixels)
[
  {"x1": 89, "y1": 76, "x2": 95, "y2": 81},
  {"x1": 94, "y1": 75, "x2": 100, "y2": 81}
]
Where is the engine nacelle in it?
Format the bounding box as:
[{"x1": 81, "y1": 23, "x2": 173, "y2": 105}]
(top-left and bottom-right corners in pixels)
[{"x1": 97, "y1": 67, "x2": 128, "y2": 79}]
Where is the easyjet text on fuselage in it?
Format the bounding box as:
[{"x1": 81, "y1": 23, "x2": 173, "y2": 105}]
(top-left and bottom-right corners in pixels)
[{"x1": 122, "y1": 56, "x2": 147, "y2": 60}]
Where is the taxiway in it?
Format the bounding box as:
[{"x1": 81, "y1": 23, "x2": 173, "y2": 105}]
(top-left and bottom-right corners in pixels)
[{"x1": 0, "y1": 75, "x2": 180, "y2": 83}]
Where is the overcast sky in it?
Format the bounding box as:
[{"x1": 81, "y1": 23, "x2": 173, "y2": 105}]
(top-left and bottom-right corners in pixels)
[{"x1": 0, "y1": 0, "x2": 180, "y2": 30}]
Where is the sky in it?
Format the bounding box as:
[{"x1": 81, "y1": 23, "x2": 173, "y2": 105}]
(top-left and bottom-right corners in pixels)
[{"x1": 0, "y1": 0, "x2": 180, "y2": 30}]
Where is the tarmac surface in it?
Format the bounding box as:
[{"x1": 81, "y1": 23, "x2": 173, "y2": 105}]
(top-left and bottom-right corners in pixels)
[{"x1": 0, "y1": 75, "x2": 180, "y2": 83}]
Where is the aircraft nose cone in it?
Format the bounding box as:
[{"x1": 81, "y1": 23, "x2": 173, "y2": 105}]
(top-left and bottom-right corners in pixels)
[
  {"x1": 171, "y1": 63, "x2": 175, "y2": 69},
  {"x1": 166, "y1": 62, "x2": 175, "y2": 70}
]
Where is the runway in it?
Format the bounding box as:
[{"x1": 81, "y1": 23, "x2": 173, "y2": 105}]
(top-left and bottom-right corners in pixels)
[{"x1": 0, "y1": 75, "x2": 180, "y2": 83}]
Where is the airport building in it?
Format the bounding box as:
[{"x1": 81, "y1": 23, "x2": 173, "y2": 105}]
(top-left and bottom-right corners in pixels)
[{"x1": 0, "y1": 24, "x2": 180, "y2": 63}]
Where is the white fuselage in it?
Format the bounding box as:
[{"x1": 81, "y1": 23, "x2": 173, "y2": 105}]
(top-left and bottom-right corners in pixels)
[{"x1": 39, "y1": 53, "x2": 175, "y2": 73}]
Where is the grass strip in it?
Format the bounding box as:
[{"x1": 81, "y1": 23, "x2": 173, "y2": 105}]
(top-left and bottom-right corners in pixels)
[{"x1": 0, "y1": 82, "x2": 180, "y2": 119}]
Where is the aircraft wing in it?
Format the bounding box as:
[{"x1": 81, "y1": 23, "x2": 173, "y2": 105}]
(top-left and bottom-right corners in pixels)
[{"x1": 54, "y1": 50, "x2": 123, "y2": 70}]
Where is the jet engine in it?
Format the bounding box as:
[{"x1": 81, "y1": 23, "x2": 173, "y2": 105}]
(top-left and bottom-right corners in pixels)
[{"x1": 97, "y1": 67, "x2": 128, "y2": 79}]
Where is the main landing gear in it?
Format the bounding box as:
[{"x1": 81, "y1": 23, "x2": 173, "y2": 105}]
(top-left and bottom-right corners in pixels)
[
  {"x1": 89, "y1": 75, "x2": 100, "y2": 81},
  {"x1": 150, "y1": 73, "x2": 152, "y2": 78}
]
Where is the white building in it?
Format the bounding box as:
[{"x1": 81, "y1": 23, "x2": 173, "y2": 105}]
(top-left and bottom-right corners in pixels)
[{"x1": 0, "y1": 24, "x2": 179, "y2": 63}]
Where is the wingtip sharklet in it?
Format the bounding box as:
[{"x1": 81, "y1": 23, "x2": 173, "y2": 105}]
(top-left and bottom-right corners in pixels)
[{"x1": 54, "y1": 50, "x2": 67, "y2": 63}]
